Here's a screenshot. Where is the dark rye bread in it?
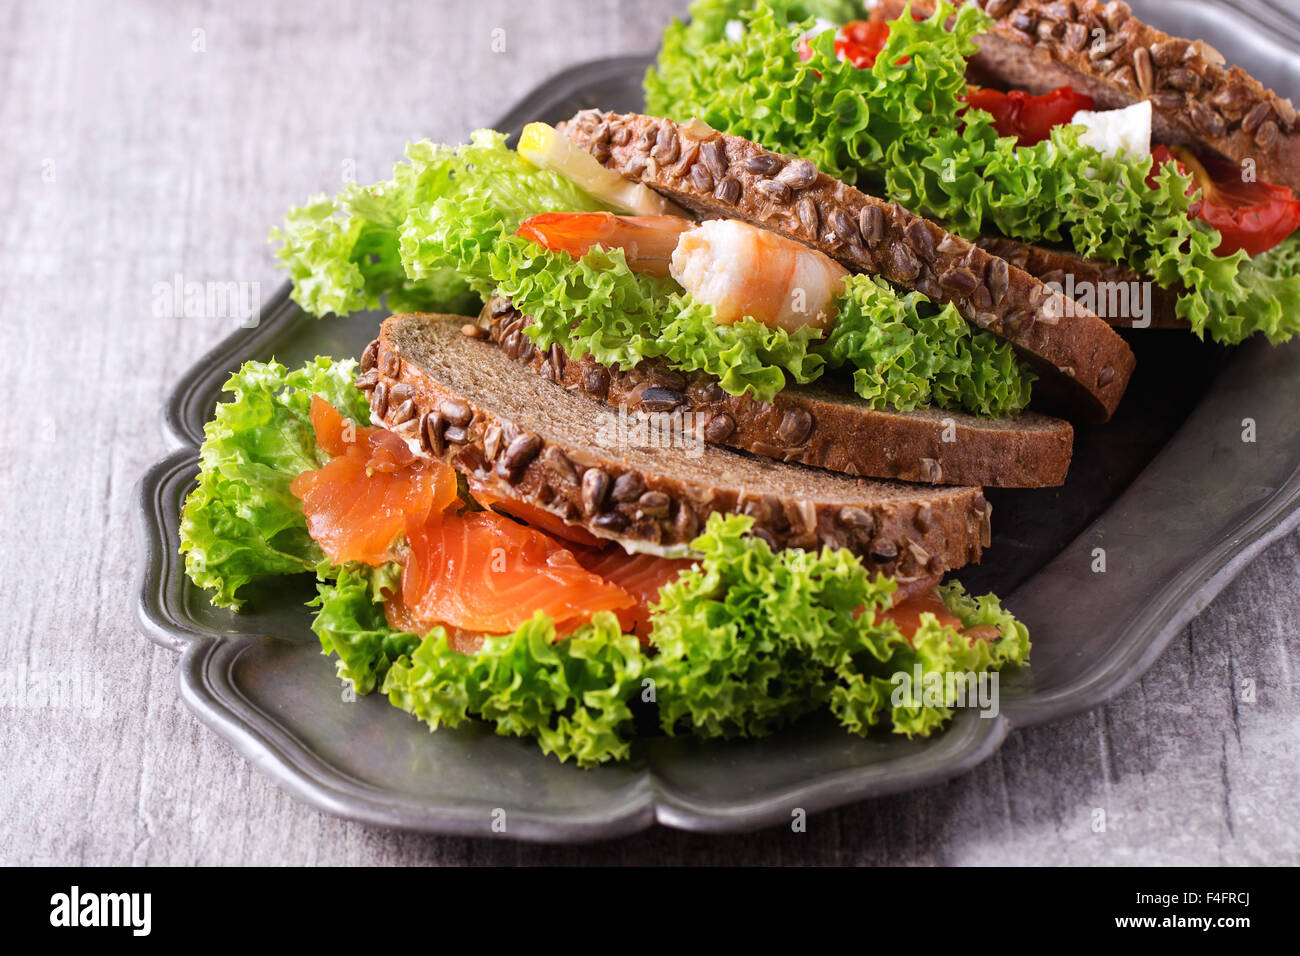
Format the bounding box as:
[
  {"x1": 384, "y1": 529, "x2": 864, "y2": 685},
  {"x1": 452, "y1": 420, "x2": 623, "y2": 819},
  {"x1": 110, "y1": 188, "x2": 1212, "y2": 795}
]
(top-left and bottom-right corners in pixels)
[
  {"x1": 880, "y1": 0, "x2": 1300, "y2": 193},
  {"x1": 479, "y1": 296, "x2": 1074, "y2": 488},
  {"x1": 559, "y1": 109, "x2": 1135, "y2": 423},
  {"x1": 976, "y1": 236, "x2": 1185, "y2": 329},
  {"x1": 356, "y1": 313, "x2": 993, "y2": 578}
]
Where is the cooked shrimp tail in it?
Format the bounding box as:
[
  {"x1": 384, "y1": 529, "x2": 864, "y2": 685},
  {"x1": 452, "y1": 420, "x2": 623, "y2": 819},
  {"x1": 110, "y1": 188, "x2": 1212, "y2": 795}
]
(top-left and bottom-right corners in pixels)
[
  {"x1": 670, "y1": 219, "x2": 848, "y2": 333},
  {"x1": 516, "y1": 212, "x2": 694, "y2": 278}
]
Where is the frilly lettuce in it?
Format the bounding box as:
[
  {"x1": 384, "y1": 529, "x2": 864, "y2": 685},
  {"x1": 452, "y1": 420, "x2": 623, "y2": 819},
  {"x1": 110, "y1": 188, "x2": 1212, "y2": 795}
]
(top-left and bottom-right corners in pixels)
[
  {"x1": 490, "y1": 236, "x2": 825, "y2": 401},
  {"x1": 492, "y1": 237, "x2": 1029, "y2": 413},
  {"x1": 271, "y1": 131, "x2": 604, "y2": 317},
  {"x1": 313, "y1": 514, "x2": 1029, "y2": 763},
  {"x1": 382, "y1": 612, "x2": 647, "y2": 767},
  {"x1": 646, "y1": 1, "x2": 1300, "y2": 344},
  {"x1": 310, "y1": 563, "x2": 415, "y2": 694},
  {"x1": 647, "y1": 513, "x2": 1029, "y2": 740},
  {"x1": 823, "y1": 275, "x2": 1033, "y2": 416},
  {"x1": 178, "y1": 357, "x2": 372, "y2": 608},
  {"x1": 867, "y1": 583, "x2": 1030, "y2": 737}
]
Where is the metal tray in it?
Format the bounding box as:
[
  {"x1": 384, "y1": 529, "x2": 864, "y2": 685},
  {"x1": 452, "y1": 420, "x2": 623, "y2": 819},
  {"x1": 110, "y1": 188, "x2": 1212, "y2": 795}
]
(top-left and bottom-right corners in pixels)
[{"x1": 135, "y1": 0, "x2": 1300, "y2": 841}]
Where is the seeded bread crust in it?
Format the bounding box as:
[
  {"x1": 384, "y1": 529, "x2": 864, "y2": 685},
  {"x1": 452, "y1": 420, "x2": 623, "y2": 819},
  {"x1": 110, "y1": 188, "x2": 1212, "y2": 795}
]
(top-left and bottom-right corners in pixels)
[
  {"x1": 358, "y1": 314, "x2": 994, "y2": 578},
  {"x1": 975, "y1": 236, "x2": 1185, "y2": 328},
  {"x1": 559, "y1": 109, "x2": 1136, "y2": 423},
  {"x1": 479, "y1": 297, "x2": 1074, "y2": 487},
  {"x1": 885, "y1": 0, "x2": 1300, "y2": 194}
]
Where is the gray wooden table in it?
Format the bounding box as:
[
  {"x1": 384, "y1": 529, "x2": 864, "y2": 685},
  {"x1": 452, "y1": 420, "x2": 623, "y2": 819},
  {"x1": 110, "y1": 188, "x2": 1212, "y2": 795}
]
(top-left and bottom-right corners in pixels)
[{"x1": 3, "y1": 0, "x2": 1297, "y2": 865}]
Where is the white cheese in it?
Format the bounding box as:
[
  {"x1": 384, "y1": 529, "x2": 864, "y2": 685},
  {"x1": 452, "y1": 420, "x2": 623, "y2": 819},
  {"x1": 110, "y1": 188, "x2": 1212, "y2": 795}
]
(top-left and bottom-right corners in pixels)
[
  {"x1": 1070, "y1": 100, "x2": 1153, "y2": 160},
  {"x1": 792, "y1": 17, "x2": 837, "y2": 52},
  {"x1": 808, "y1": 17, "x2": 836, "y2": 37}
]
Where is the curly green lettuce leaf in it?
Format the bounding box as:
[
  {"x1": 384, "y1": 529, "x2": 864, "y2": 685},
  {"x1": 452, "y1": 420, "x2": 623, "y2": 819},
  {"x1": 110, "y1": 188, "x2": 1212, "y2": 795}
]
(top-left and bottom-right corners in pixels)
[
  {"x1": 646, "y1": 513, "x2": 1031, "y2": 740},
  {"x1": 381, "y1": 613, "x2": 647, "y2": 767},
  {"x1": 490, "y1": 236, "x2": 825, "y2": 401},
  {"x1": 307, "y1": 510, "x2": 1027, "y2": 763},
  {"x1": 398, "y1": 130, "x2": 608, "y2": 298},
  {"x1": 311, "y1": 562, "x2": 647, "y2": 766},
  {"x1": 497, "y1": 238, "x2": 1030, "y2": 413},
  {"x1": 821, "y1": 274, "x2": 1033, "y2": 415},
  {"x1": 311, "y1": 563, "x2": 415, "y2": 694},
  {"x1": 1196, "y1": 235, "x2": 1300, "y2": 344},
  {"x1": 178, "y1": 357, "x2": 370, "y2": 608},
  {"x1": 272, "y1": 130, "x2": 600, "y2": 317},
  {"x1": 271, "y1": 157, "x2": 477, "y2": 318},
  {"x1": 647, "y1": 1, "x2": 1300, "y2": 344},
  {"x1": 646, "y1": 0, "x2": 862, "y2": 118},
  {"x1": 849, "y1": 582, "x2": 1030, "y2": 737}
]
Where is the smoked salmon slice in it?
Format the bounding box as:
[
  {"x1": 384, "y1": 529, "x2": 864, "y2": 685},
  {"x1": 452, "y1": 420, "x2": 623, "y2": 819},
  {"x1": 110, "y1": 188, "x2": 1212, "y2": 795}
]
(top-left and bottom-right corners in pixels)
[
  {"x1": 402, "y1": 510, "x2": 636, "y2": 636},
  {"x1": 294, "y1": 397, "x2": 686, "y2": 644},
  {"x1": 466, "y1": 476, "x2": 605, "y2": 548},
  {"x1": 884, "y1": 588, "x2": 964, "y2": 638},
  {"x1": 384, "y1": 588, "x2": 487, "y2": 654},
  {"x1": 291, "y1": 397, "x2": 459, "y2": 566},
  {"x1": 574, "y1": 546, "x2": 694, "y2": 638}
]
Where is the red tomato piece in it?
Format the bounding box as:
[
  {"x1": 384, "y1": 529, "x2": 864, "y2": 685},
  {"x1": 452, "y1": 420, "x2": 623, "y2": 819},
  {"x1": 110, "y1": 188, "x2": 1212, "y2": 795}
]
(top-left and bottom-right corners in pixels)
[
  {"x1": 1148, "y1": 145, "x2": 1300, "y2": 256},
  {"x1": 798, "y1": 19, "x2": 904, "y2": 69},
  {"x1": 962, "y1": 85, "x2": 1095, "y2": 147}
]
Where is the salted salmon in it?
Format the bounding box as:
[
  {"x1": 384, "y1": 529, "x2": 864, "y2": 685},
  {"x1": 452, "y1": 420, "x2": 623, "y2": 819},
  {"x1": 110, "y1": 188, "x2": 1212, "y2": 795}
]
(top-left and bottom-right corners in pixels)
[
  {"x1": 466, "y1": 477, "x2": 605, "y2": 548},
  {"x1": 885, "y1": 582, "x2": 1016, "y2": 646},
  {"x1": 383, "y1": 588, "x2": 487, "y2": 654},
  {"x1": 291, "y1": 397, "x2": 459, "y2": 565},
  {"x1": 884, "y1": 588, "x2": 964, "y2": 637},
  {"x1": 402, "y1": 510, "x2": 636, "y2": 636},
  {"x1": 295, "y1": 397, "x2": 694, "y2": 645},
  {"x1": 574, "y1": 546, "x2": 694, "y2": 638}
]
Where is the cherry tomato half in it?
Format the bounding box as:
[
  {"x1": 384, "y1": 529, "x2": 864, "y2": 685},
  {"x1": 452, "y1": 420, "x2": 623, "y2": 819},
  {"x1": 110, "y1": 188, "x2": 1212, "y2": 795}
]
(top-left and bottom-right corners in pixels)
[
  {"x1": 1149, "y1": 145, "x2": 1300, "y2": 256},
  {"x1": 797, "y1": 19, "x2": 903, "y2": 69},
  {"x1": 962, "y1": 86, "x2": 1095, "y2": 147}
]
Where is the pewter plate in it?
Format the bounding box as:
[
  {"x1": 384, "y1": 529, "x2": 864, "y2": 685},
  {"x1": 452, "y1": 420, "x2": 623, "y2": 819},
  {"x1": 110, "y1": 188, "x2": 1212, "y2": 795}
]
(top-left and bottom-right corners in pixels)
[{"x1": 135, "y1": 0, "x2": 1300, "y2": 841}]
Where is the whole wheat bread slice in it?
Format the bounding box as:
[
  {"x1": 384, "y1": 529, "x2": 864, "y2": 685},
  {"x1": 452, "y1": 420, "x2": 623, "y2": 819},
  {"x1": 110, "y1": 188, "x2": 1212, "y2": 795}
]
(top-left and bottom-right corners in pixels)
[
  {"x1": 877, "y1": 0, "x2": 1300, "y2": 194},
  {"x1": 356, "y1": 314, "x2": 993, "y2": 578},
  {"x1": 559, "y1": 109, "x2": 1136, "y2": 423},
  {"x1": 479, "y1": 296, "x2": 1074, "y2": 488}
]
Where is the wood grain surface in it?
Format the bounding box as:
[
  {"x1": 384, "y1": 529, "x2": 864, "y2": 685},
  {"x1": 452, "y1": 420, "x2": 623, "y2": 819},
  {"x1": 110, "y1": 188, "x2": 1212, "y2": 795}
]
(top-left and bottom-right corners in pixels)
[{"x1": 1, "y1": 0, "x2": 1297, "y2": 865}]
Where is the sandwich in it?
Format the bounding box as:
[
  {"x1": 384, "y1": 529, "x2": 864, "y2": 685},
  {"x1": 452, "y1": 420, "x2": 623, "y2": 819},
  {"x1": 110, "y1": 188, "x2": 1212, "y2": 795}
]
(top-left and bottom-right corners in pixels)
[
  {"x1": 645, "y1": 0, "x2": 1300, "y2": 341},
  {"x1": 178, "y1": 318, "x2": 1029, "y2": 765},
  {"x1": 271, "y1": 112, "x2": 1138, "y2": 493},
  {"x1": 547, "y1": 108, "x2": 1132, "y2": 431}
]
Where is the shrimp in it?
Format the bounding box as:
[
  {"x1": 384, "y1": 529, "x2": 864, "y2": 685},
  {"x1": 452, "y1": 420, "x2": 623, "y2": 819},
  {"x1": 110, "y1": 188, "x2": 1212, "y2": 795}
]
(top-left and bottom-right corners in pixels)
[
  {"x1": 515, "y1": 212, "x2": 693, "y2": 278},
  {"x1": 516, "y1": 212, "x2": 849, "y2": 332},
  {"x1": 670, "y1": 219, "x2": 848, "y2": 333}
]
